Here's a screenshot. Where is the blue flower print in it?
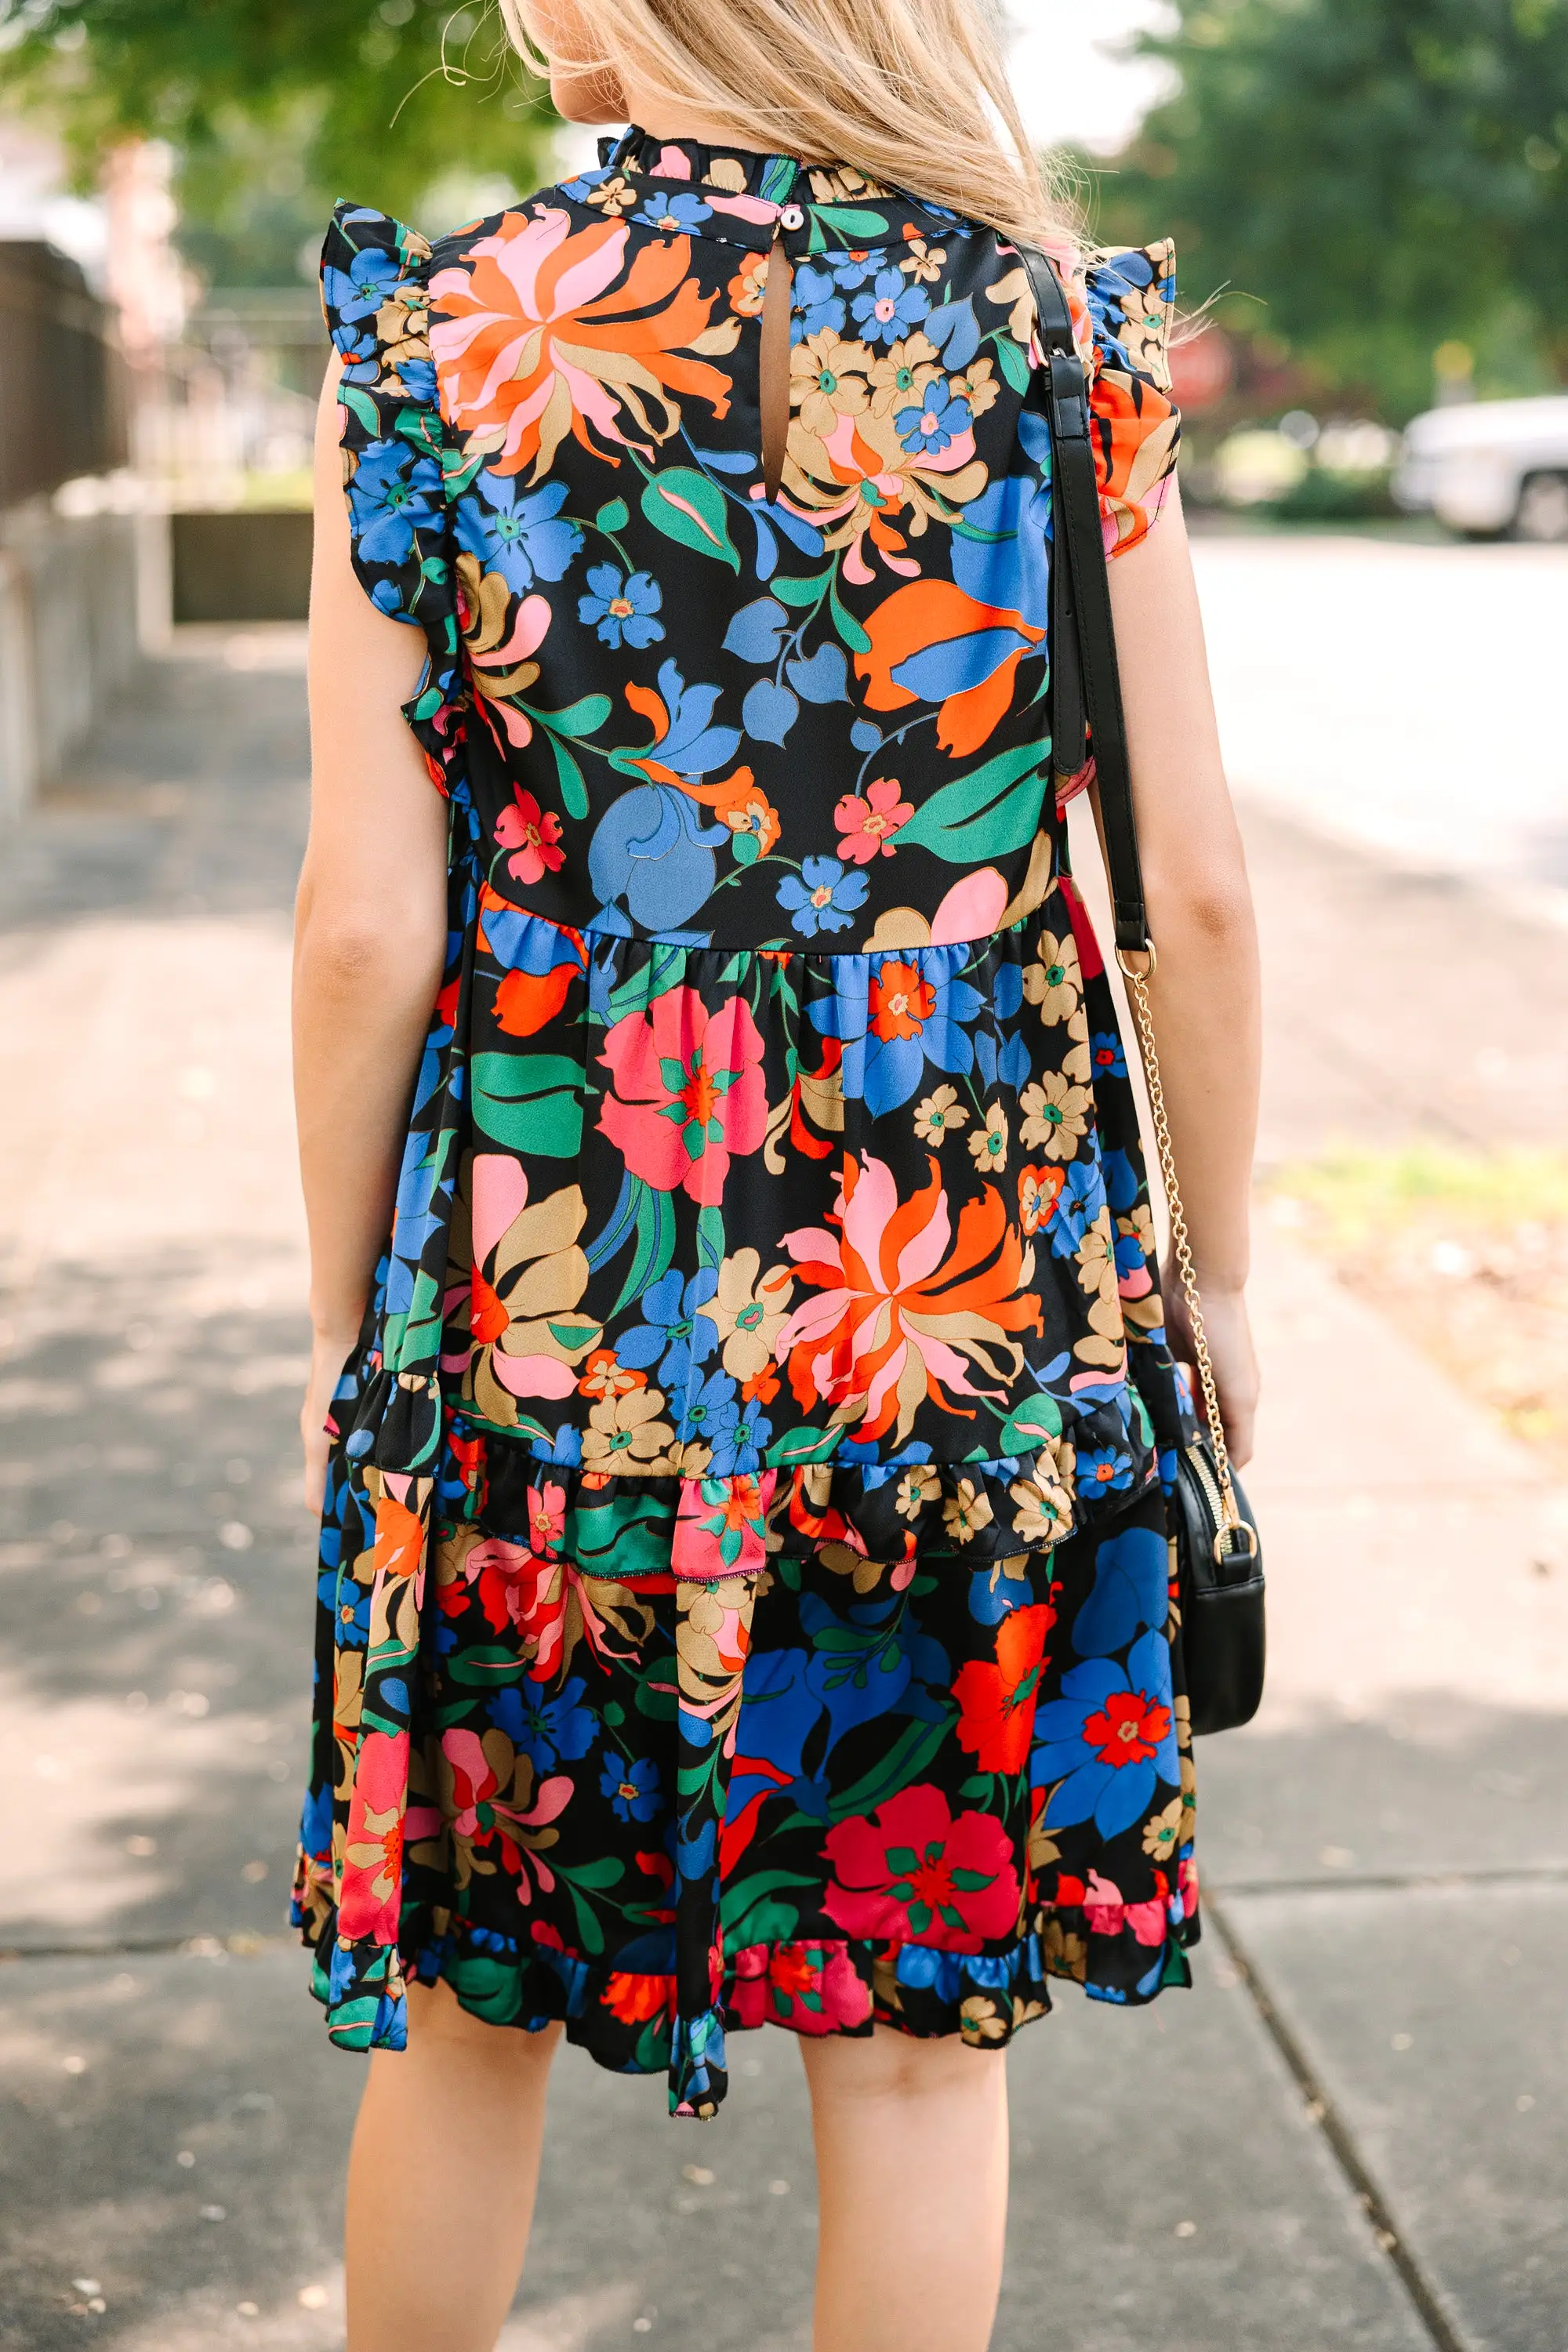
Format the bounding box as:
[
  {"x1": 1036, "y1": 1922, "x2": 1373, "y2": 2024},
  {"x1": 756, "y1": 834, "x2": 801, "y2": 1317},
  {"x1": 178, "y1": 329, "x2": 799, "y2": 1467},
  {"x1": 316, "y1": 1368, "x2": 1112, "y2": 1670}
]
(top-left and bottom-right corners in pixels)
[
  {"x1": 1033, "y1": 1631, "x2": 1178, "y2": 1841},
  {"x1": 792, "y1": 262, "x2": 847, "y2": 339},
  {"x1": 673, "y1": 1365, "x2": 736, "y2": 1446},
  {"x1": 896, "y1": 383, "x2": 973, "y2": 457},
  {"x1": 808, "y1": 947, "x2": 983, "y2": 1114},
  {"x1": 705, "y1": 1390, "x2": 773, "y2": 1479},
  {"x1": 618, "y1": 1266, "x2": 719, "y2": 1391},
  {"x1": 492, "y1": 1676, "x2": 597, "y2": 1770},
  {"x1": 635, "y1": 191, "x2": 712, "y2": 233},
  {"x1": 579, "y1": 564, "x2": 666, "y2": 650},
  {"x1": 322, "y1": 241, "x2": 404, "y2": 332},
  {"x1": 601, "y1": 1755, "x2": 662, "y2": 1823},
  {"x1": 852, "y1": 267, "x2": 932, "y2": 347},
  {"x1": 778, "y1": 858, "x2": 869, "y2": 938},
  {"x1": 1076, "y1": 1444, "x2": 1135, "y2": 1497},
  {"x1": 347, "y1": 440, "x2": 443, "y2": 569},
  {"x1": 1091, "y1": 1031, "x2": 1128, "y2": 1080},
  {"x1": 457, "y1": 473, "x2": 583, "y2": 597},
  {"x1": 1049, "y1": 1157, "x2": 1109, "y2": 1261},
  {"x1": 830, "y1": 250, "x2": 880, "y2": 295},
  {"x1": 319, "y1": 1566, "x2": 371, "y2": 1647},
  {"x1": 1070, "y1": 1523, "x2": 1171, "y2": 1658},
  {"x1": 950, "y1": 472, "x2": 1051, "y2": 632}
]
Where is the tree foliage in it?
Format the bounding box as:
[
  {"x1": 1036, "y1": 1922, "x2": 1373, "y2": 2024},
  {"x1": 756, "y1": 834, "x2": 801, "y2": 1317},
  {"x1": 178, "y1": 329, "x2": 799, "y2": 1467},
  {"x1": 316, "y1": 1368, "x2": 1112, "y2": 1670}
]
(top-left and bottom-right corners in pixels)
[
  {"x1": 1093, "y1": 0, "x2": 1568, "y2": 414},
  {"x1": 2, "y1": 0, "x2": 557, "y2": 278}
]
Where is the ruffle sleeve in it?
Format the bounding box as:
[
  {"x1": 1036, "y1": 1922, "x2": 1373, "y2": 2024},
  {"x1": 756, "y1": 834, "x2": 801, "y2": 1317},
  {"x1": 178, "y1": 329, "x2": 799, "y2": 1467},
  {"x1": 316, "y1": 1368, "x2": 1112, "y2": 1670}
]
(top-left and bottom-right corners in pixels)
[
  {"x1": 320, "y1": 201, "x2": 464, "y2": 794},
  {"x1": 1082, "y1": 241, "x2": 1181, "y2": 557}
]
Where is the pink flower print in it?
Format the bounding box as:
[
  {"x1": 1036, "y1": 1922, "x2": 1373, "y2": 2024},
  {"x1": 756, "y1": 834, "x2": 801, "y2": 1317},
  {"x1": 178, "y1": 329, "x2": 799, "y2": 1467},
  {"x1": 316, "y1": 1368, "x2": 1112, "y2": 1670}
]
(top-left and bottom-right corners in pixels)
[
  {"x1": 339, "y1": 1726, "x2": 409, "y2": 1942},
  {"x1": 822, "y1": 1783, "x2": 1019, "y2": 1952},
  {"x1": 833, "y1": 776, "x2": 913, "y2": 864},
  {"x1": 528, "y1": 1479, "x2": 567, "y2": 1559},
  {"x1": 597, "y1": 988, "x2": 768, "y2": 1207},
  {"x1": 495, "y1": 784, "x2": 565, "y2": 886},
  {"x1": 672, "y1": 1471, "x2": 776, "y2": 1578}
]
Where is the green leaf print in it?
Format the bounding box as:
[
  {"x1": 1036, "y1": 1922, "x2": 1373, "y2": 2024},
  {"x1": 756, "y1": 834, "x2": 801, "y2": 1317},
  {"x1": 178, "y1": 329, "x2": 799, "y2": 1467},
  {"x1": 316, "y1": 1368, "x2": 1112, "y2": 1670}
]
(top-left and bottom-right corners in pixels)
[
  {"x1": 995, "y1": 332, "x2": 1033, "y2": 394},
  {"x1": 895, "y1": 741, "x2": 1050, "y2": 862},
  {"x1": 541, "y1": 692, "x2": 612, "y2": 739},
  {"x1": 997, "y1": 1391, "x2": 1065, "y2": 1450},
  {"x1": 813, "y1": 205, "x2": 893, "y2": 238},
  {"x1": 765, "y1": 1425, "x2": 842, "y2": 1467},
  {"x1": 470, "y1": 1051, "x2": 584, "y2": 1156},
  {"x1": 595, "y1": 498, "x2": 630, "y2": 534},
  {"x1": 640, "y1": 467, "x2": 740, "y2": 570},
  {"x1": 550, "y1": 735, "x2": 589, "y2": 821}
]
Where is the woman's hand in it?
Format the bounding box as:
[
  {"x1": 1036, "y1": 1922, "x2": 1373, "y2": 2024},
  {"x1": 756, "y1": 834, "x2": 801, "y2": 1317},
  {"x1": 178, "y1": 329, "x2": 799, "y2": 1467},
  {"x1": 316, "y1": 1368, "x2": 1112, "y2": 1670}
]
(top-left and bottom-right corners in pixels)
[
  {"x1": 1163, "y1": 1277, "x2": 1260, "y2": 1471},
  {"x1": 300, "y1": 1324, "x2": 358, "y2": 1515}
]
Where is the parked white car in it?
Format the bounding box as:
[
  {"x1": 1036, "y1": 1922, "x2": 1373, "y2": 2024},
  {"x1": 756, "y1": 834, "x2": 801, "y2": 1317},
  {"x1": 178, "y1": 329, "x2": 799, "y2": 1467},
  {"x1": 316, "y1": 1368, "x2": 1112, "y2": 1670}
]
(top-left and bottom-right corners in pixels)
[{"x1": 1394, "y1": 395, "x2": 1568, "y2": 540}]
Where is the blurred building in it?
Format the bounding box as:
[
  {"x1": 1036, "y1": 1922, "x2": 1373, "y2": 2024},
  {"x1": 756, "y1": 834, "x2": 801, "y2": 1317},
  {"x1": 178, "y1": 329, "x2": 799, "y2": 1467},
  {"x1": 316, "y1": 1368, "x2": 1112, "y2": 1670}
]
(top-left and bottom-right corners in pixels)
[{"x1": 0, "y1": 121, "x2": 137, "y2": 818}]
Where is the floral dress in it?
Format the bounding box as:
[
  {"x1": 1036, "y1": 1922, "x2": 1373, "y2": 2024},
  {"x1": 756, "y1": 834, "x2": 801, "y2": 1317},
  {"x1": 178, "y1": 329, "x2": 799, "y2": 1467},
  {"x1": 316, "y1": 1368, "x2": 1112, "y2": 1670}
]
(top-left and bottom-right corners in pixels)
[{"x1": 292, "y1": 128, "x2": 1196, "y2": 2118}]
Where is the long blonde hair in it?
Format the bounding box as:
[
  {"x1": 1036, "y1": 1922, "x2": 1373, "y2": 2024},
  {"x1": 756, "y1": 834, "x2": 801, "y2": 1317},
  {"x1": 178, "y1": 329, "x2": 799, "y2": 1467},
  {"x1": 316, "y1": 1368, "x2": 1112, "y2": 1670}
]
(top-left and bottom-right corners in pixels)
[{"x1": 500, "y1": 0, "x2": 1071, "y2": 254}]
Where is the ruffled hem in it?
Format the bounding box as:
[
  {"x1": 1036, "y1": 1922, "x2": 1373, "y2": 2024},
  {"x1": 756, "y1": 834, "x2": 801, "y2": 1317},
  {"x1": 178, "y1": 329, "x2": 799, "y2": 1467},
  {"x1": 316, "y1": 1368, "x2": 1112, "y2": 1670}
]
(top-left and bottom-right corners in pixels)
[
  {"x1": 336, "y1": 1363, "x2": 1159, "y2": 1573},
  {"x1": 447, "y1": 1409, "x2": 1155, "y2": 1574},
  {"x1": 293, "y1": 1887, "x2": 1196, "y2": 2116}
]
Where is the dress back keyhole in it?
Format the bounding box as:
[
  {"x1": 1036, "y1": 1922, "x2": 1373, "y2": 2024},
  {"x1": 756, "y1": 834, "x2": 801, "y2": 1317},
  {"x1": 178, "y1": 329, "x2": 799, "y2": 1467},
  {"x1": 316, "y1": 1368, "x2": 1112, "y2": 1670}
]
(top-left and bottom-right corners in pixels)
[{"x1": 760, "y1": 231, "x2": 793, "y2": 503}]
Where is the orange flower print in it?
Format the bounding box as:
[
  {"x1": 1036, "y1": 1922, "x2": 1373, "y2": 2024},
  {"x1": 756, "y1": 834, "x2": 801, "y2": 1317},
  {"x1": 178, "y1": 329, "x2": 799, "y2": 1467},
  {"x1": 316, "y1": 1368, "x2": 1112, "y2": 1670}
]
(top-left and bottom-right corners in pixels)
[
  {"x1": 429, "y1": 210, "x2": 738, "y2": 481},
  {"x1": 776, "y1": 1150, "x2": 1043, "y2": 1445}
]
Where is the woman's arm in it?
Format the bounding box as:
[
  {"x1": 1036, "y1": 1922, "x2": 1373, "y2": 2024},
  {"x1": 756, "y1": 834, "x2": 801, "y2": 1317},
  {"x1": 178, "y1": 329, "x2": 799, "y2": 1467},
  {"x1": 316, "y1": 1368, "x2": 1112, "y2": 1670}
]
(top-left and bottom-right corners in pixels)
[
  {"x1": 294, "y1": 353, "x2": 450, "y2": 1510},
  {"x1": 1105, "y1": 480, "x2": 1262, "y2": 1465}
]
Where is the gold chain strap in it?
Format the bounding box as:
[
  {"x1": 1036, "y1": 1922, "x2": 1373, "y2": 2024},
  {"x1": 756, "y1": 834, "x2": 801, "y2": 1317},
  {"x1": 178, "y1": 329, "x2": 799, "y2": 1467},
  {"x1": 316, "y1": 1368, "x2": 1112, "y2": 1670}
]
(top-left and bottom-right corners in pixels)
[{"x1": 1116, "y1": 943, "x2": 1243, "y2": 1537}]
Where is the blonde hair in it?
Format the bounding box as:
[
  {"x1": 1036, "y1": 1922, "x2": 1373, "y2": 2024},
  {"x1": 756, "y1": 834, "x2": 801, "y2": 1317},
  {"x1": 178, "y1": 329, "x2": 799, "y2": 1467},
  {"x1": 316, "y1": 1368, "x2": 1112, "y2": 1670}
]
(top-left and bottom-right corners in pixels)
[{"x1": 501, "y1": 0, "x2": 1073, "y2": 255}]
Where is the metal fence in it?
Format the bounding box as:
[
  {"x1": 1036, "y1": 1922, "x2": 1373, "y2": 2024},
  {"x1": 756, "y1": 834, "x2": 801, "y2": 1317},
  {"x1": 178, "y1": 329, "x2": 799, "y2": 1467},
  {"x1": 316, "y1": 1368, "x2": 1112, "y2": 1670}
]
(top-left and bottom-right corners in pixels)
[{"x1": 0, "y1": 240, "x2": 128, "y2": 506}]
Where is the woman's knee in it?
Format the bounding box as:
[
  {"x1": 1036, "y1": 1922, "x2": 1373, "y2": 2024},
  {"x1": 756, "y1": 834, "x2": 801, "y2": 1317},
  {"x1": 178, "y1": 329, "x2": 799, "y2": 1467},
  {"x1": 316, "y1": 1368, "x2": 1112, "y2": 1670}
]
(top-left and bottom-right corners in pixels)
[
  {"x1": 801, "y1": 2024, "x2": 1002, "y2": 2108},
  {"x1": 403, "y1": 1976, "x2": 562, "y2": 2066}
]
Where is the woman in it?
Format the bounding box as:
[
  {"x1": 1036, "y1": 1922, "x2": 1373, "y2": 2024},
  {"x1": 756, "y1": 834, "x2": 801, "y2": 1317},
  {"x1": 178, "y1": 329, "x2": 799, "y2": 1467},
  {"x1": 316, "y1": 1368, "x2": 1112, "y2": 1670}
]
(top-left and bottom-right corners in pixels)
[{"x1": 293, "y1": 1, "x2": 1261, "y2": 2344}]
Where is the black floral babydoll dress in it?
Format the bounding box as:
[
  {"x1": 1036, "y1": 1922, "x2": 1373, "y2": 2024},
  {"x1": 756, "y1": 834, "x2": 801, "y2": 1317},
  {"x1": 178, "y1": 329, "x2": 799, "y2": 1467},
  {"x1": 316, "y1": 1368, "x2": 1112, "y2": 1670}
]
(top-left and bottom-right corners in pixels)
[{"x1": 292, "y1": 128, "x2": 1195, "y2": 2117}]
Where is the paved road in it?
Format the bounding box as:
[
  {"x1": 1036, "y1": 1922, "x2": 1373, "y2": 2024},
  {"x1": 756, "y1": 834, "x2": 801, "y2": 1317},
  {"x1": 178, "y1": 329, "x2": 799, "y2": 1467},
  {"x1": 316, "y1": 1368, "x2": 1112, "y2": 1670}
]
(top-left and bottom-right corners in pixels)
[
  {"x1": 1191, "y1": 529, "x2": 1568, "y2": 909},
  {"x1": 1, "y1": 549, "x2": 1565, "y2": 2349}
]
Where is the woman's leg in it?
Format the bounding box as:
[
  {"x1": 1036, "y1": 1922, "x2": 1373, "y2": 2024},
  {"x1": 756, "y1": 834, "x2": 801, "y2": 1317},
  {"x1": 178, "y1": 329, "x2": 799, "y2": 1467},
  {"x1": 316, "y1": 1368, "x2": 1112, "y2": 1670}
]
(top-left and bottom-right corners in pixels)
[
  {"x1": 344, "y1": 1978, "x2": 561, "y2": 2352},
  {"x1": 799, "y1": 2027, "x2": 1010, "y2": 2352}
]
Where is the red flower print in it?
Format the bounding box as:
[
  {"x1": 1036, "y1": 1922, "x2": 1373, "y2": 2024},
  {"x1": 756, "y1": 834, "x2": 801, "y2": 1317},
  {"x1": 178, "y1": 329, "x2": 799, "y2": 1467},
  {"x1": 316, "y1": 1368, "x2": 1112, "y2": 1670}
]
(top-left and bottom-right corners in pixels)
[
  {"x1": 868, "y1": 959, "x2": 936, "y2": 1042},
  {"x1": 495, "y1": 961, "x2": 576, "y2": 1036},
  {"x1": 598, "y1": 987, "x2": 768, "y2": 1207},
  {"x1": 833, "y1": 776, "x2": 913, "y2": 863},
  {"x1": 1017, "y1": 1163, "x2": 1065, "y2": 1236},
  {"x1": 822, "y1": 1784, "x2": 1018, "y2": 1951},
  {"x1": 953, "y1": 1602, "x2": 1055, "y2": 1775},
  {"x1": 1082, "y1": 1688, "x2": 1172, "y2": 1769},
  {"x1": 494, "y1": 785, "x2": 564, "y2": 886},
  {"x1": 601, "y1": 1970, "x2": 676, "y2": 2026}
]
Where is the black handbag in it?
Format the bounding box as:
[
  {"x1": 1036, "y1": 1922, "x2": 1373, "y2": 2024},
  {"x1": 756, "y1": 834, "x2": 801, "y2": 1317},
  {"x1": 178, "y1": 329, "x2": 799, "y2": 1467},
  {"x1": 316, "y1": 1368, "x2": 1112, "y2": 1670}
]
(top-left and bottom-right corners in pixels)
[{"x1": 1018, "y1": 243, "x2": 1265, "y2": 1737}]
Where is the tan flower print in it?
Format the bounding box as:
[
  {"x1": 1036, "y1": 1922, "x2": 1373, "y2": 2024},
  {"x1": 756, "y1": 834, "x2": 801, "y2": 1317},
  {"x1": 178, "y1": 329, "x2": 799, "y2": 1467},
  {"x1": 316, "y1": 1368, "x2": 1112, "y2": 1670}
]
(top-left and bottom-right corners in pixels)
[
  {"x1": 1142, "y1": 1795, "x2": 1184, "y2": 1862},
  {"x1": 899, "y1": 238, "x2": 949, "y2": 285},
  {"x1": 895, "y1": 1464, "x2": 942, "y2": 1519},
  {"x1": 791, "y1": 329, "x2": 873, "y2": 438},
  {"x1": 868, "y1": 331, "x2": 941, "y2": 417},
  {"x1": 913, "y1": 1083, "x2": 969, "y2": 1144},
  {"x1": 1009, "y1": 1470, "x2": 1073, "y2": 1548},
  {"x1": 581, "y1": 1386, "x2": 676, "y2": 1472},
  {"x1": 1062, "y1": 1006, "x2": 1094, "y2": 1084},
  {"x1": 1019, "y1": 1073, "x2": 1091, "y2": 1160},
  {"x1": 704, "y1": 1249, "x2": 794, "y2": 1380},
  {"x1": 946, "y1": 354, "x2": 999, "y2": 421},
  {"x1": 1076, "y1": 1209, "x2": 1117, "y2": 1297},
  {"x1": 584, "y1": 174, "x2": 638, "y2": 216},
  {"x1": 942, "y1": 1479, "x2": 995, "y2": 1545},
  {"x1": 1022, "y1": 928, "x2": 1083, "y2": 1026},
  {"x1": 967, "y1": 1101, "x2": 1009, "y2": 1175}
]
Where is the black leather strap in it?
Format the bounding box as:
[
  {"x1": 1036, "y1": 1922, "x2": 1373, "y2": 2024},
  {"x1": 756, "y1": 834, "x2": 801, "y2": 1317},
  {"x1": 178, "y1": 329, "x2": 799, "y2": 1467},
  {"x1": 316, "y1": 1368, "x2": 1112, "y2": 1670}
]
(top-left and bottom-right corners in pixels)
[{"x1": 1017, "y1": 245, "x2": 1152, "y2": 960}]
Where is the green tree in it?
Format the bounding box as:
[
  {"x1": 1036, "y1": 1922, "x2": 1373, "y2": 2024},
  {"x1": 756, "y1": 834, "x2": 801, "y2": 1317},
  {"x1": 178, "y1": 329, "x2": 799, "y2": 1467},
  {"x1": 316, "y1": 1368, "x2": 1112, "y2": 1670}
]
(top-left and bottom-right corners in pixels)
[
  {"x1": 1094, "y1": 0, "x2": 1568, "y2": 416},
  {"x1": 2, "y1": 0, "x2": 558, "y2": 280}
]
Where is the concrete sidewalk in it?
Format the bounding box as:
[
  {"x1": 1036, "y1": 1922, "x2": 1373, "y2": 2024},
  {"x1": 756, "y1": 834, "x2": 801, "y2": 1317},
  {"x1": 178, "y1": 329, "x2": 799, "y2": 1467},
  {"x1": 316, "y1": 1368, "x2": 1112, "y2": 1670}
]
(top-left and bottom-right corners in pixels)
[{"x1": 1, "y1": 627, "x2": 1564, "y2": 2351}]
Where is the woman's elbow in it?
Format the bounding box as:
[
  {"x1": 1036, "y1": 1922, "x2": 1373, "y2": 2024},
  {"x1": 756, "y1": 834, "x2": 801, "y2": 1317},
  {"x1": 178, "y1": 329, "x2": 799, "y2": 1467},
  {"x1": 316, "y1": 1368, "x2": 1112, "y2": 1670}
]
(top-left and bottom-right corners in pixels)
[
  {"x1": 1143, "y1": 862, "x2": 1257, "y2": 953},
  {"x1": 295, "y1": 899, "x2": 446, "y2": 1003}
]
